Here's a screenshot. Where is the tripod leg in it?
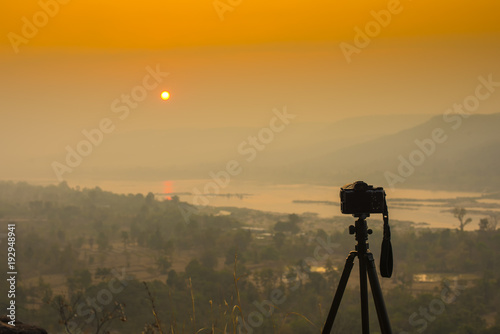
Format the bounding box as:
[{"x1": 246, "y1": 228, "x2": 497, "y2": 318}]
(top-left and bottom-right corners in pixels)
[
  {"x1": 322, "y1": 252, "x2": 357, "y2": 334},
  {"x1": 359, "y1": 250, "x2": 370, "y2": 334},
  {"x1": 366, "y1": 253, "x2": 393, "y2": 334}
]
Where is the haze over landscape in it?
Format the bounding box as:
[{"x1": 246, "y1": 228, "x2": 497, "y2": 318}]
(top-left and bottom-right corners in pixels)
[
  {"x1": 2, "y1": 43, "x2": 500, "y2": 191},
  {"x1": 1, "y1": 0, "x2": 500, "y2": 333},
  {"x1": 2, "y1": 1, "x2": 500, "y2": 195}
]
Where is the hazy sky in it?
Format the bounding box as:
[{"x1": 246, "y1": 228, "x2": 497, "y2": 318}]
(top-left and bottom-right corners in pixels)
[
  {"x1": 2, "y1": 1, "x2": 500, "y2": 127},
  {"x1": 1, "y1": 0, "x2": 500, "y2": 182}
]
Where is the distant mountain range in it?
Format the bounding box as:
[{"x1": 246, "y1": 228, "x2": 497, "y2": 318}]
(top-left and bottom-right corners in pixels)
[
  {"x1": 5, "y1": 113, "x2": 499, "y2": 192},
  {"x1": 85, "y1": 112, "x2": 499, "y2": 191},
  {"x1": 272, "y1": 112, "x2": 500, "y2": 192},
  {"x1": 19, "y1": 113, "x2": 430, "y2": 181}
]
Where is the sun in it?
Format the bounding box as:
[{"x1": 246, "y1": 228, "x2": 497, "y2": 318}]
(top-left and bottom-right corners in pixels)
[{"x1": 160, "y1": 91, "x2": 170, "y2": 101}]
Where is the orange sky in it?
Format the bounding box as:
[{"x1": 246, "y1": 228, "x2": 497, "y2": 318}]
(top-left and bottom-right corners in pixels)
[
  {"x1": 1, "y1": 0, "x2": 500, "y2": 182},
  {"x1": 2, "y1": 0, "x2": 500, "y2": 50}
]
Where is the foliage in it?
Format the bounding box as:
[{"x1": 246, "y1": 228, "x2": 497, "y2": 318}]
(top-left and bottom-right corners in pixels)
[{"x1": 0, "y1": 181, "x2": 499, "y2": 333}]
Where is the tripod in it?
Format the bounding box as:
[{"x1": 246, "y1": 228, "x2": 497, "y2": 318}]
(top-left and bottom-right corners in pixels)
[{"x1": 322, "y1": 215, "x2": 392, "y2": 334}]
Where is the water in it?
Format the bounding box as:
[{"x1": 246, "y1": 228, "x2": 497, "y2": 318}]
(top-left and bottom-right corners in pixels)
[
  {"x1": 54, "y1": 178, "x2": 498, "y2": 231},
  {"x1": 13, "y1": 178, "x2": 498, "y2": 231}
]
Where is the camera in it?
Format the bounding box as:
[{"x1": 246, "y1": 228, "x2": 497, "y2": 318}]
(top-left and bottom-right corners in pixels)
[{"x1": 340, "y1": 181, "x2": 386, "y2": 215}]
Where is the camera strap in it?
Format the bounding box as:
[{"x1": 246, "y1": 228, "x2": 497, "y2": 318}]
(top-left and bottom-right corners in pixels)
[{"x1": 380, "y1": 198, "x2": 393, "y2": 278}]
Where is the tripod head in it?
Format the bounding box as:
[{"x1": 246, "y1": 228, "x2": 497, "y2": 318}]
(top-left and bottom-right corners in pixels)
[
  {"x1": 350, "y1": 214, "x2": 371, "y2": 239},
  {"x1": 348, "y1": 215, "x2": 372, "y2": 254}
]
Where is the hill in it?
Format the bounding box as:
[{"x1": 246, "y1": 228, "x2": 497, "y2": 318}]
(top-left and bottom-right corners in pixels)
[{"x1": 263, "y1": 113, "x2": 500, "y2": 191}]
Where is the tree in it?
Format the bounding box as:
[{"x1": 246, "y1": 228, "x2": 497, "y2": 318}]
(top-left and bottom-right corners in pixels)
[
  {"x1": 156, "y1": 256, "x2": 172, "y2": 274},
  {"x1": 147, "y1": 226, "x2": 164, "y2": 250},
  {"x1": 145, "y1": 192, "x2": 155, "y2": 206},
  {"x1": 200, "y1": 250, "x2": 218, "y2": 269},
  {"x1": 273, "y1": 232, "x2": 286, "y2": 248},
  {"x1": 274, "y1": 221, "x2": 300, "y2": 234},
  {"x1": 233, "y1": 229, "x2": 251, "y2": 251},
  {"x1": 307, "y1": 272, "x2": 326, "y2": 293},
  {"x1": 324, "y1": 259, "x2": 339, "y2": 287},
  {"x1": 479, "y1": 216, "x2": 498, "y2": 232},
  {"x1": 453, "y1": 207, "x2": 472, "y2": 232},
  {"x1": 288, "y1": 213, "x2": 301, "y2": 225},
  {"x1": 167, "y1": 269, "x2": 182, "y2": 289},
  {"x1": 96, "y1": 232, "x2": 110, "y2": 251},
  {"x1": 67, "y1": 269, "x2": 92, "y2": 292},
  {"x1": 121, "y1": 231, "x2": 129, "y2": 249}
]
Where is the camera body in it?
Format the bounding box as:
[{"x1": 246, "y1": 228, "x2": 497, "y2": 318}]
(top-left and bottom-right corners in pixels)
[{"x1": 340, "y1": 181, "x2": 386, "y2": 215}]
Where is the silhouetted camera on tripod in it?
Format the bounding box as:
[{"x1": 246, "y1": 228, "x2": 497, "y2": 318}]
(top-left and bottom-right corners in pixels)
[{"x1": 322, "y1": 181, "x2": 393, "y2": 334}]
